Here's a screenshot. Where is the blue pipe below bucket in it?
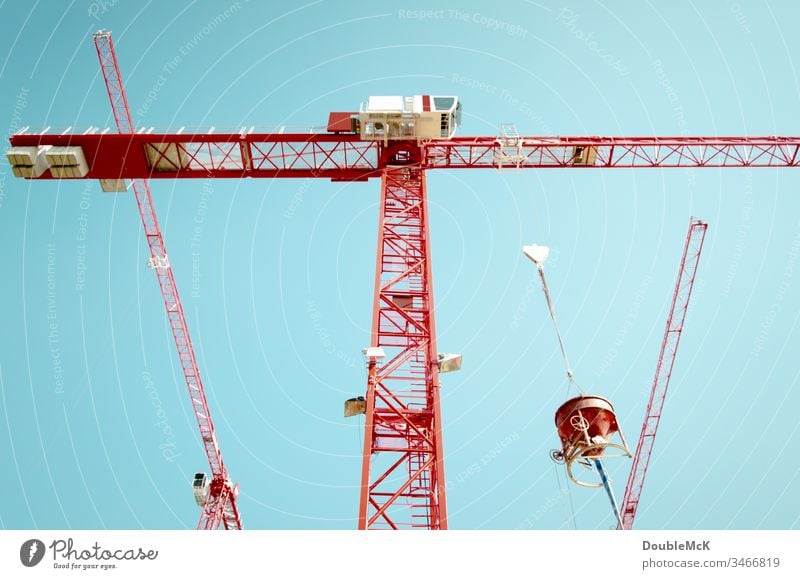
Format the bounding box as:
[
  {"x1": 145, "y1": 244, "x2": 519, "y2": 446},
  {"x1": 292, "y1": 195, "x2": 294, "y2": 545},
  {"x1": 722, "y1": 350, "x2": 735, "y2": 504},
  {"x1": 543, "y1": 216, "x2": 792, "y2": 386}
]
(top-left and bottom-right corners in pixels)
[{"x1": 594, "y1": 458, "x2": 624, "y2": 529}]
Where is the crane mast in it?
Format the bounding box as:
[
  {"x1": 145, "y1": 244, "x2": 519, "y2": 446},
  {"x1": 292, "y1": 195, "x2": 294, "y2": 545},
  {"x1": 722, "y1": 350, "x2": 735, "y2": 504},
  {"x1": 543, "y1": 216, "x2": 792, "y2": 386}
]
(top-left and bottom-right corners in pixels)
[
  {"x1": 93, "y1": 31, "x2": 241, "y2": 530},
  {"x1": 359, "y1": 165, "x2": 447, "y2": 529},
  {"x1": 618, "y1": 218, "x2": 707, "y2": 529}
]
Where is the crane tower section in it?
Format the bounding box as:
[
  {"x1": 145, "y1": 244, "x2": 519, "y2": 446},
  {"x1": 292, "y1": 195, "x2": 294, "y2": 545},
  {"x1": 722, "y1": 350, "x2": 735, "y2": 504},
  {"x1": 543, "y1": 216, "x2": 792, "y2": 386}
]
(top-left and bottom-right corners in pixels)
[{"x1": 358, "y1": 164, "x2": 448, "y2": 529}]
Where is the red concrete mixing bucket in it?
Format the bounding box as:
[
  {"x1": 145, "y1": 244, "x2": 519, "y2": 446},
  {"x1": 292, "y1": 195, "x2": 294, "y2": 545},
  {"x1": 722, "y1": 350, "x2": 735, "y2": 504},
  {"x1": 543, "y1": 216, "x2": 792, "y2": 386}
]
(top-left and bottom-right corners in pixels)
[{"x1": 555, "y1": 395, "x2": 620, "y2": 458}]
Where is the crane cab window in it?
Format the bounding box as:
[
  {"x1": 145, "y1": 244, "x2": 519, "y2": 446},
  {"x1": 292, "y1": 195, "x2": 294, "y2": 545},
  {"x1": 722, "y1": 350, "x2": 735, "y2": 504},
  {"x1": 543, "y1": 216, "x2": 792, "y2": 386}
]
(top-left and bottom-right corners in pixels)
[{"x1": 433, "y1": 97, "x2": 455, "y2": 111}]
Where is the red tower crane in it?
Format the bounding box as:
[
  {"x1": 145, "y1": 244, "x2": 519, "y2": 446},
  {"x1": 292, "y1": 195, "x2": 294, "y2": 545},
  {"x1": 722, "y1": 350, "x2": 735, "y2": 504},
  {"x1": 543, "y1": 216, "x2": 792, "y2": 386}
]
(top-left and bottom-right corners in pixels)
[
  {"x1": 618, "y1": 218, "x2": 708, "y2": 529},
  {"x1": 4, "y1": 31, "x2": 790, "y2": 529},
  {"x1": 93, "y1": 31, "x2": 241, "y2": 530}
]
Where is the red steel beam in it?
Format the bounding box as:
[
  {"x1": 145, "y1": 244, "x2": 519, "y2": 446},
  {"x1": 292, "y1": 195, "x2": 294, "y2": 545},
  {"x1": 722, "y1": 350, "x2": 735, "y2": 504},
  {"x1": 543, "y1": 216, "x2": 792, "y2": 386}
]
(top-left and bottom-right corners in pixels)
[{"x1": 425, "y1": 136, "x2": 800, "y2": 169}]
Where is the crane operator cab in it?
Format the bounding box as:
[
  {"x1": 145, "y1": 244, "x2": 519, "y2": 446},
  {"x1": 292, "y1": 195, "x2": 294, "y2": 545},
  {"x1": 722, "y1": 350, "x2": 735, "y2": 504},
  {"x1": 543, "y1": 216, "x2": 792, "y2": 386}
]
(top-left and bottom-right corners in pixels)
[
  {"x1": 192, "y1": 472, "x2": 210, "y2": 507},
  {"x1": 328, "y1": 96, "x2": 462, "y2": 143}
]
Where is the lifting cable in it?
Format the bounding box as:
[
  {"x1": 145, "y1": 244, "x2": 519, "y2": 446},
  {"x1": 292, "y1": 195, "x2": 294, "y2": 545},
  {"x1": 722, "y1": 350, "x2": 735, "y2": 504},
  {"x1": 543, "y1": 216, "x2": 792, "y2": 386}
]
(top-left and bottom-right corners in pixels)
[
  {"x1": 529, "y1": 251, "x2": 584, "y2": 395},
  {"x1": 553, "y1": 461, "x2": 577, "y2": 530}
]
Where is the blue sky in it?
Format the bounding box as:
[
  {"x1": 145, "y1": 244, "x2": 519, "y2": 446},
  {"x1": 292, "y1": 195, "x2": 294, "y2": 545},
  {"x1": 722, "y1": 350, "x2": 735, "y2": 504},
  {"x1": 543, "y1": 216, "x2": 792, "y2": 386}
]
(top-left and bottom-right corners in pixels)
[{"x1": 1, "y1": 0, "x2": 799, "y2": 530}]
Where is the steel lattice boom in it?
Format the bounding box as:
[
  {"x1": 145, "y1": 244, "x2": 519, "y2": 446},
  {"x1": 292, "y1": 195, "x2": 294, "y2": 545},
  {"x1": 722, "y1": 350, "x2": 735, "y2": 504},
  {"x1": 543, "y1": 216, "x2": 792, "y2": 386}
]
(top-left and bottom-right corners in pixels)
[
  {"x1": 93, "y1": 32, "x2": 241, "y2": 530},
  {"x1": 358, "y1": 165, "x2": 447, "y2": 529},
  {"x1": 618, "y1": 218, "x2": 708, "y2": 530},
  {"x1": 9, "y1": 132, "x2": 800, "y2": 181}
]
